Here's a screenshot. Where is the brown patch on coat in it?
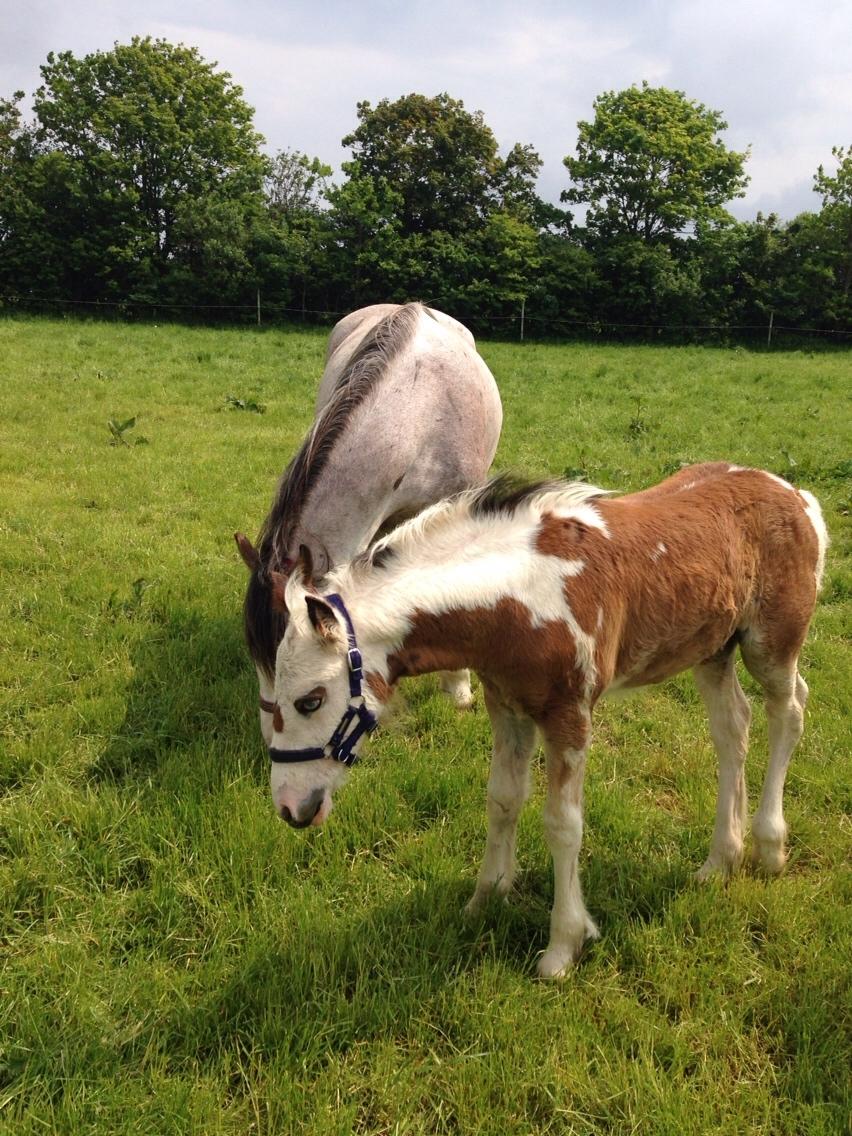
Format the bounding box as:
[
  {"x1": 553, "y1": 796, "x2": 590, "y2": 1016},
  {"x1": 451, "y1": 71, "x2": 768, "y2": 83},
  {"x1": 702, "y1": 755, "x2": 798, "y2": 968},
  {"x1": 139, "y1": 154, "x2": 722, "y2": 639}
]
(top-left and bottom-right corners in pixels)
[
  {"x1": 272, "y1": 705, "x2": 285, "y2": 733},
  {"x1": 388, "y1": 598, "x2": 589, "y2": 728}
]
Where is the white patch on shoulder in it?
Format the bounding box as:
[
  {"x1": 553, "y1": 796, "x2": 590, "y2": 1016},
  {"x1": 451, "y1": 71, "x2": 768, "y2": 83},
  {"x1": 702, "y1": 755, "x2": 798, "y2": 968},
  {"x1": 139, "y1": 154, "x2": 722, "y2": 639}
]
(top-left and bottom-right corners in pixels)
[
  {"x1": 728, "y1": 464, "x2": 747, "y2": 473},
  {"x1": 345, "y1": 509, "x2": 601, "y2": 694}
]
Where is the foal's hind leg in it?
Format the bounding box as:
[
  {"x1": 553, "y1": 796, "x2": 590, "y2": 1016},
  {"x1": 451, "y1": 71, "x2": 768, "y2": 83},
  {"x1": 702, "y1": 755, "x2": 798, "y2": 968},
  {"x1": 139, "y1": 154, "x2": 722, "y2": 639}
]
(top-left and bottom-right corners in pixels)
[
  {"x1": 693, "y1": 653, "x2": 752, "y2": 880},
  {"x1": 741, "y1": 641, "x2": 808, "y2": 874},
  {"x1": 466, "y1": 688, "x2": 536, "y2": 914},
  {"x1": 439, "y1": 669, "x2": 474, "y2": 710}
]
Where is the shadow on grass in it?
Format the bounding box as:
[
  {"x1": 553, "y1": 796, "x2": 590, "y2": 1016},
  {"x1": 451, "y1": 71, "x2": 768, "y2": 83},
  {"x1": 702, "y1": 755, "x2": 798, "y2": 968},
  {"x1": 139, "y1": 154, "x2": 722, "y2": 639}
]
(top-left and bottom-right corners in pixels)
[
  {"x1": 91, "y1": 603, "x2": 257, "y2": 786},
  {"x1": 153, "y1": 851, "x2": 694, "y2": 1073},
  {"x1": 156, "y1": 876, "x2": 543, "y2": 1069}
]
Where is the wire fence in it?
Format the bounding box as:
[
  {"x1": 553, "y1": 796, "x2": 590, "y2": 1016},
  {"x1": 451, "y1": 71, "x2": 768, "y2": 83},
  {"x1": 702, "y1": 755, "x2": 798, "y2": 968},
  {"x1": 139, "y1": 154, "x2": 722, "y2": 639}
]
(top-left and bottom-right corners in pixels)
[{"x1": 2, "y1": 292, "x2": 850, "y2": 348}]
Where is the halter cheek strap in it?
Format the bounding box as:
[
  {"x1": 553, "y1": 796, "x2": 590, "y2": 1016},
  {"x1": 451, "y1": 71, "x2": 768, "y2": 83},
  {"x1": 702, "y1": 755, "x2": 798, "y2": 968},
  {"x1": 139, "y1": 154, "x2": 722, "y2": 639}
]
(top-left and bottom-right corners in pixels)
[{"x1": 267, "y1": 593, "x2": 378, "y2": 768}]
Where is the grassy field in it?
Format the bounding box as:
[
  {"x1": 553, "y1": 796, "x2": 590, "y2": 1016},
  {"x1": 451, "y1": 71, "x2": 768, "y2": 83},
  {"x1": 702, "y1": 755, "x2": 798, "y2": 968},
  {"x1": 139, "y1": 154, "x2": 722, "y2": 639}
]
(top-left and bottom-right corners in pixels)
[{"x1": 0, "y1": 315, "x2": 850, "y2": 1135}]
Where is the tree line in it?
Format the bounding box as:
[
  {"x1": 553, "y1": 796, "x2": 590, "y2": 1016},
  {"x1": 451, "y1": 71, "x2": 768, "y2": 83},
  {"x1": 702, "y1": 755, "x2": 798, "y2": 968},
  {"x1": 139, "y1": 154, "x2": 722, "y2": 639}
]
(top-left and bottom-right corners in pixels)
[{"x1": 1, "y1": 37, "x2": 850, "y2": 341}]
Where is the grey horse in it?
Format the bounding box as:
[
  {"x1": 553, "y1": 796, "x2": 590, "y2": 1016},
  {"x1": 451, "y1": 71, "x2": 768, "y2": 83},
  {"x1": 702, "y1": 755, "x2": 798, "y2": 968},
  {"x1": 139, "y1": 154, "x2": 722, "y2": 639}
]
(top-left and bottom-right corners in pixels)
[{"x1": 235, "y1": 302, "x2": 503, "y2": 744}]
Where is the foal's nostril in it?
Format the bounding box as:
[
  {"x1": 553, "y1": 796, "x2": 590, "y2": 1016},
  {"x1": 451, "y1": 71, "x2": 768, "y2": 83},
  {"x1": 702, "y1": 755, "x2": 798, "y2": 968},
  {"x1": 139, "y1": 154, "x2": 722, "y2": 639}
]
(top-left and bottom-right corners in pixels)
[{"x1": 279, "y1": 791, "x2": 324, "y2": 829}]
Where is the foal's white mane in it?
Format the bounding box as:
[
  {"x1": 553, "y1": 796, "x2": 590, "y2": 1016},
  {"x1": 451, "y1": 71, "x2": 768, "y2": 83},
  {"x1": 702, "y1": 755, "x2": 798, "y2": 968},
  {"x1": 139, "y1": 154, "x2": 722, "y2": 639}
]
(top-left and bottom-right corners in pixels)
[{"x1": 325, "y1": 478, "x2": 610, "y2": 597}]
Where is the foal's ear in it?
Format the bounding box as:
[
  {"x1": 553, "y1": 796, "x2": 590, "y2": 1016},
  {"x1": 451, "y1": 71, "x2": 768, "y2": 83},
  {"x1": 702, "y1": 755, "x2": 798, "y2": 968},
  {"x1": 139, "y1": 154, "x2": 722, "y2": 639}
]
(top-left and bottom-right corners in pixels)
[
  {"x1": 305, "y1": 596, "x2": 341, "y2": 645},
  {"x1": 234, "y1": 532, "x2": 260, "y2": 571}
]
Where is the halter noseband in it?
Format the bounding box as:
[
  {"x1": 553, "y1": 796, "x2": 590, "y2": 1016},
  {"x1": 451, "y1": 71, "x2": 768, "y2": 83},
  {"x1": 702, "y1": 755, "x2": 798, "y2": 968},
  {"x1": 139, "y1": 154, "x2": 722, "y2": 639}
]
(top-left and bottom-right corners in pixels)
[{"x1": 266, "y1": 593, "x2": 377, "y2": 768}]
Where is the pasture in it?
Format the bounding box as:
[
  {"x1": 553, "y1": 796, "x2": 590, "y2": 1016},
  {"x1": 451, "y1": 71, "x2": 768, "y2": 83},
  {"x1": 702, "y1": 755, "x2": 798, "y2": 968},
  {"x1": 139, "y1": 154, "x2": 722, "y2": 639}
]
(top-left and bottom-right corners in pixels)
[{"x1": 1, "y1": 315, "x2": 849, "y2": 1134}]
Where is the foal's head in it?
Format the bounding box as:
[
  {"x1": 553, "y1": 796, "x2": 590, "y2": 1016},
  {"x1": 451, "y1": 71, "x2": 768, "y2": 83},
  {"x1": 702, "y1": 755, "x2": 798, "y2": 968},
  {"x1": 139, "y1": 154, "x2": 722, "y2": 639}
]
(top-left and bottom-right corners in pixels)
[{"x1": 264, "y1": 555, "x2": 379, "y2": 828}]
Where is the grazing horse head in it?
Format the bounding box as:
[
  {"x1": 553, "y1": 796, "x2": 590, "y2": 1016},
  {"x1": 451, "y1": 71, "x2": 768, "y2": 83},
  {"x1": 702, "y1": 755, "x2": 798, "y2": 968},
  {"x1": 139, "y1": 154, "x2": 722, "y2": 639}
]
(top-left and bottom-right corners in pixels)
[{"x1": 264, "y1": 551, "x2": 384, "y2": 827}]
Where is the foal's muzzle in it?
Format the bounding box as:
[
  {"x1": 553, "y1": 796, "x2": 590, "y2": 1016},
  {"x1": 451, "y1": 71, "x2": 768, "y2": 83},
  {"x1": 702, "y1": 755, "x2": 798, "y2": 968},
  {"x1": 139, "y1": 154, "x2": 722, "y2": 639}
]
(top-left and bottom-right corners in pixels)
[{"x1": 279, "y1": 788, "x2": 325, "y2": 829}]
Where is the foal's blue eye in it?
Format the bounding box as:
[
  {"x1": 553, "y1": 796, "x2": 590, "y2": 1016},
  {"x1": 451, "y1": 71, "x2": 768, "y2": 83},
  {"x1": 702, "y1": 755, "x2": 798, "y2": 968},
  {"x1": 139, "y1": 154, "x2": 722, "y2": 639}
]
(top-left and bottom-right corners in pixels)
[{"x1": 295, "y1": 687, "x2": 325, "y2": 715}]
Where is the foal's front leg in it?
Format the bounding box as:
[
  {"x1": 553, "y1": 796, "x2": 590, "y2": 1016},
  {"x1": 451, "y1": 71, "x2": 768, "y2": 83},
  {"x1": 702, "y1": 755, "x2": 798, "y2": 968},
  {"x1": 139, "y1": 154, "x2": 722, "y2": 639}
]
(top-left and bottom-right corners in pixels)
[
  {"x1": 538, "y1": 725, "x2": 599, "y2": 979},
  {"x1": 466, "y1": 690, "x2": 536, "y2": 914}
]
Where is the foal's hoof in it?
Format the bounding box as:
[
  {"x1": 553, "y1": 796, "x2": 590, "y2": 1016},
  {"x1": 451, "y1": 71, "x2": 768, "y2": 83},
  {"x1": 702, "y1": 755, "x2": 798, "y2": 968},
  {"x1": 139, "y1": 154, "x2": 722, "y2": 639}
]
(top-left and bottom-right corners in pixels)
[
  {"x1": 537, "y1": 920, "x2": 599, "y2": 979},
  {"x1": 464, "y1": 884, "x2": 510, "y2": 919},
  {"x1": 750, "y1": 842, "x2": 787, "y2": 876},
  {"x1": 694, "y1": 846, "x2": 743, "y2": 882},
  {"x1": 537, "y1": 949, "x2": 575, "y2": 980},
  {"x1": 464, "y1": 895, "x2": 484, "y2": 920},
  {"x1": 694, "y1": 861, "x2": 730, "y2": 883}
]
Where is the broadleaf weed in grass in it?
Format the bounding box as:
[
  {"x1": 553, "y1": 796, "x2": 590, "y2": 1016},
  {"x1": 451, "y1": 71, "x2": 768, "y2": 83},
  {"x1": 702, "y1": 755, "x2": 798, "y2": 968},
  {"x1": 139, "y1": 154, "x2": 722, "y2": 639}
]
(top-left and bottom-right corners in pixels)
[{"x1": 223, "y1": 392, "x2": 266, "y2": 414}]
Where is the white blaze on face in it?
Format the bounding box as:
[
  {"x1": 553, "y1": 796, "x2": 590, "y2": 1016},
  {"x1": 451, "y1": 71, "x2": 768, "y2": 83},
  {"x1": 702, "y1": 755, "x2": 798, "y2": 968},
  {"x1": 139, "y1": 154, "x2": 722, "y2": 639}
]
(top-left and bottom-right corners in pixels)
[{"x1": 268, "y1": 593, "x2": 358, "y2": 824}]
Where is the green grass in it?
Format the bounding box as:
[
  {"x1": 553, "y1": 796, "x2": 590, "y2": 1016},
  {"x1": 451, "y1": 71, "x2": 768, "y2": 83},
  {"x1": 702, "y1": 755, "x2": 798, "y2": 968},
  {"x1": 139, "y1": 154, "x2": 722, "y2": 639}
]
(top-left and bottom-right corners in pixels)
[{"x1": 1, "y1": 316, "x2": 850, "y2": 1135}]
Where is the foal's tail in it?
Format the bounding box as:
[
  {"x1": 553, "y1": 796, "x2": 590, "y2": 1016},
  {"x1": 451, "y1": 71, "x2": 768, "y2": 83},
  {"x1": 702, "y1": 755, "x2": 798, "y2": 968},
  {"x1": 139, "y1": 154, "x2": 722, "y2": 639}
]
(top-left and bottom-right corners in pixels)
[{"x1": 799, "y1": 489, "x2": 829, "y2": 593}]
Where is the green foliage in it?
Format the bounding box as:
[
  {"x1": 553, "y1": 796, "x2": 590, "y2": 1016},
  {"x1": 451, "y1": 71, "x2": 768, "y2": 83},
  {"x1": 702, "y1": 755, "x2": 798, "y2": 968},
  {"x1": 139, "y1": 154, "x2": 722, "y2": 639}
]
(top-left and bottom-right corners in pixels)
[
  {"x1": 107, "y1": 414, "x2": 138, "y2": 445},
  {"x1": 342, "y1": 92, "x2": 503, "y2": 237},
  {"x1": 223, "y1": 393, "x2": 265, "y2": 413},
  {"x1": 0, "y1": 318, "x2": 849, "y2": 1134},
  {"x1": 811, "y1": 145, "x2": 852, "y2": 321},
  {"x1": 564, "y1": 82, "x2": 750, "y2": 243},
  {"x1": 1, "y1": 37, "x2": 267, "y2": 303},
  {"x1": 264, "y1": 148, "x2": 332, "y2": 219},
  {"x1": 0, "y1": 54, "x2": 850, "y2": 337},
  {"x1": 326, "y1": 93, "x2": 546, "y2": 316}
]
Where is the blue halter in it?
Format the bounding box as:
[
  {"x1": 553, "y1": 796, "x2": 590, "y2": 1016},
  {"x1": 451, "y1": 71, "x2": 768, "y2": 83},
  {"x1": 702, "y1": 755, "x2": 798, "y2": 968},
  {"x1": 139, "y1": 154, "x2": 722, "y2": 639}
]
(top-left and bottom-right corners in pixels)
[{"x1": 268, "y1": 593, "x2": 378, "y2": 768}]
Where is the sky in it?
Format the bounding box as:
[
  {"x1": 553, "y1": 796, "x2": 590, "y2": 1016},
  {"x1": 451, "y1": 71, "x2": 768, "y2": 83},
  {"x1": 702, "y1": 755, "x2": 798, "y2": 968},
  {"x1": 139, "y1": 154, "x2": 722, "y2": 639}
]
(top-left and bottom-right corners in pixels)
[{"x1": 2, "y1": 0, "x2": 850, "y2": 221}]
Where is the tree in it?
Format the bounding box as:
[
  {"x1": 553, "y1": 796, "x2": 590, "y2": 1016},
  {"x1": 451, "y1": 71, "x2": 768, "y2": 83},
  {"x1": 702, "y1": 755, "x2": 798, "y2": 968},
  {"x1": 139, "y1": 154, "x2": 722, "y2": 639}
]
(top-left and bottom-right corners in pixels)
[
  {"x1": 812, "y1": 145, "x2": 852, "y2": 316},
  {"x1": 0, "y1": 93, "x2": 85, "y2": 298},
  {"x1": 255, "y1": 148, "x2": 332, "y2": 312},
  {"x1": 342, "y1": 93, "x2": 503, "y2": 238},
  {"x1": 0, "y1": 92, "x2": 27, "y2": 244},
  {"x1": 327, "y1": 93, "x2": 546, "y2": 318},
  {"x1": 8, "y1": 37, "x2": 267, "y2": 301},
  {"x1": 563, "y1": 82, "x2": 750, "y2": 244},
  {"x1": 265, "y1": 149, "x2": 331, "y2": 219},
  {"x1": 341, "y1": 93, "x2": 548, "y2": 238}
]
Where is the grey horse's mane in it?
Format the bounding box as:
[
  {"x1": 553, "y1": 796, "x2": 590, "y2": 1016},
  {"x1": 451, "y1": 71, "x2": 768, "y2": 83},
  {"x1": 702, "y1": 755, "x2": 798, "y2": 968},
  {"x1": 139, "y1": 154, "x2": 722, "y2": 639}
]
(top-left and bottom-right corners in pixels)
[{"x1": 245, "y1": 302, "x2": 424, "y2": 677}]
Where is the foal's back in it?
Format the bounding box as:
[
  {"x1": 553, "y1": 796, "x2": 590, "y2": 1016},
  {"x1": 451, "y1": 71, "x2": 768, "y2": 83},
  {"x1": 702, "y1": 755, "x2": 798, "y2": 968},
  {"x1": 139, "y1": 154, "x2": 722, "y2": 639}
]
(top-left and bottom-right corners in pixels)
[{"x1": 594, "y1": 463, "x2": 825, "y2": 689}]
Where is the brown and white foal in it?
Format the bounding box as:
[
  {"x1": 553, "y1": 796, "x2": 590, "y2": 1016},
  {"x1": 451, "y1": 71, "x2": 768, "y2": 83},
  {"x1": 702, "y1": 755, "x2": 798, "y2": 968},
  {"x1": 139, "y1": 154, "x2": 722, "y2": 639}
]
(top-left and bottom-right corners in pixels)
[{"x1": 265, "y1": 463, "x2": 828, "y2": 978}]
